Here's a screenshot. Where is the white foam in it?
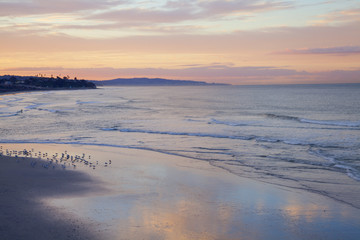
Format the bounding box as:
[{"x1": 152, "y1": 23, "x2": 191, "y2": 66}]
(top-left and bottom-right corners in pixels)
[
  {"x1": 266, "y1": 113, "x2": 360, "y2": 127},
  {"x1": 100, "y1": 127, "x2": 118, "y2": 131},
  {"x1": 334, "y1": 164, "x2": 360, "y2": 181},
  {"x1": 118, "y1": 128, "x2": 254, "y2": 140},
  {"x1": 347, "y1": 171, "x2": 360, "y2": 181},
  {"x1": 334, "y1": 164, "x2": 353, "y2": 170},
  {"x1": 76, "y1": 100, "x2": 102, "y2": 104},
  {"x1": 255, "y1": 137, "x2": 280, "y2": 143},
  {"x1": 185, "y1": 118, "x2": 204, "y2": 122},
  {"x1": 300, "y1": 118, "x2": 360, "y2": 127},
  {"x1": 282, "y1": 139, "x2": 307, "y2": 145},
  {"x1": 210, "y1": 118, "x2": 250, "y2": 126}
]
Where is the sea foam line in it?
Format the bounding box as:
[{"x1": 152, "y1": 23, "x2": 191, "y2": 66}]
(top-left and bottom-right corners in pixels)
[
  {"x1": 100, "y1": 127, "x2": 350, "y2": 149},
  {"x1": 209, "y1": 118, "x2": 251, "y2": 126},
  {"x1": 114, "y1": 128, "x2": 255, "y2": 140},
  {"x1": 265, "y1": 113, "x2": 360, "y2": 127}
]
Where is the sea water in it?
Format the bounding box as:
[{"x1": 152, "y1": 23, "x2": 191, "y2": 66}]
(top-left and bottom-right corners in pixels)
[{"x1": 1, "y1": 84, "x2": 359, "y2": 207}]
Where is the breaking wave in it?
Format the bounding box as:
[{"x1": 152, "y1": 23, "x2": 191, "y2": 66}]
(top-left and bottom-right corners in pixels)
[
  {"x1": 265, "y1": 113, "x2": 360, "y2": 127},
  {"x1": 117, "y1": 128, "x2": 255, "y2": 140}
]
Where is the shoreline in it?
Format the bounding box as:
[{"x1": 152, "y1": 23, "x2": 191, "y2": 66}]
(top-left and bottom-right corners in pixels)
[
  {"x1": 1, "y1": 143, "x2": 360, "y2": 239},
  {"x1": 2, "y1": 140, "x2": 359, "y2": 209},
  {"x1": 0, "y1": 87, "x2": 97, "y2": 96}
]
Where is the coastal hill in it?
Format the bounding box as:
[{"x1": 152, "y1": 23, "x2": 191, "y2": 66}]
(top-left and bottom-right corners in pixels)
[
  {"x1": 0, "y1": 75, "x2": 228, "y2": 93},
  {"x1": 0, "y1": 75, "x2": 96, "y2": 92},
  {"x1": 92, "y1": 78, "x2": 228, "y2": 86}
]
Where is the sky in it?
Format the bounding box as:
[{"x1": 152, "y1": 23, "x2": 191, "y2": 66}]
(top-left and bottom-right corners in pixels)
[{"x1": 0, "y1": 0, "x2": 360, "y2": 85}]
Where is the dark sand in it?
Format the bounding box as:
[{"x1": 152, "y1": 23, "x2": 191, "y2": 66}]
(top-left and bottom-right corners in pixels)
[{"x1": 0, "y1": 154, "x2": 107, "y2": 240}]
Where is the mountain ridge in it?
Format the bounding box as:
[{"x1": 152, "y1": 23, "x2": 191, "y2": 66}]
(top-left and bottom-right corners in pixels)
[{"x1": 92, "y1": 77, "x2": 229, "y2": 86}]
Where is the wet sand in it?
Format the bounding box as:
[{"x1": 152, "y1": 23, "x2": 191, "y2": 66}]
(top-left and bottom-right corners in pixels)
[
  {"x1": 1, "y1": 143, "x2": 360, "y2": 240},
  {"x1": 0, "y1": 154, "x2": 106, "y2": 240}
]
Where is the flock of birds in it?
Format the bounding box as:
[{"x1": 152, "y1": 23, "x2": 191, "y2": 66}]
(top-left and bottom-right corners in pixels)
[{"x1": 0, "y1": 145, "x2": 112, "y2": 170}]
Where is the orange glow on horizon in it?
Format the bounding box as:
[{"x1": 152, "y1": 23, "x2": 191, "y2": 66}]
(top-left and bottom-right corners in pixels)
[{"x1": 1, "y1": 1, "x2": 359, "y2": 84}]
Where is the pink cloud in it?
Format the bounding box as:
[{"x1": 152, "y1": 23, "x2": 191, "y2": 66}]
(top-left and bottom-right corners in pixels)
[
  {"x1": 313, "y1": 7, "x2": 360, "y2": 25},
  {"x1": 0, "y1": 0, "x2": 125, "y2": 16},
  {"x1": 274, "y1": 46, "x2": 360, "y2": 55},
  {"x1": 198, "y1": 0, "x2": 292, "y2": 16},
  {"x1": 87, "y1": 8, "x2": 196, "y2": 24},
  {"x1": 86, "y1": 0, "x2": 293, "y2": 25}
]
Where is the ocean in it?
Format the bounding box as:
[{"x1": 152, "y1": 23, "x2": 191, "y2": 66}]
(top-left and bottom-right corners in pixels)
[{"x1": 1, "y1": 84, "x2": 360, "y2": 208}]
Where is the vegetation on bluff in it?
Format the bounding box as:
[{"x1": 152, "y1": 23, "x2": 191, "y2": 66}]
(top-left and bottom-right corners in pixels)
[{"x1": 0, "y1": 75, "x2": 96, "y2": 92}]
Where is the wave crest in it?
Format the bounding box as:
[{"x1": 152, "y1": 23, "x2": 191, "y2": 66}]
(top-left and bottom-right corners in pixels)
[{"x1": 265, "y1": 113, "x2": 360, "y2": 127}]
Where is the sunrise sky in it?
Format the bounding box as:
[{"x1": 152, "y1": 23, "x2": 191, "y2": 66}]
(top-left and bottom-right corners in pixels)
[{"x1": 1, "y1": 0, "x2": 360, "y2": 84}]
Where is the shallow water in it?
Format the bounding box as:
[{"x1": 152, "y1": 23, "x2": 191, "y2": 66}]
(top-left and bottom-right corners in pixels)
[{"x1": 1, "y1": 85, "x2": 359, "y2": 207}]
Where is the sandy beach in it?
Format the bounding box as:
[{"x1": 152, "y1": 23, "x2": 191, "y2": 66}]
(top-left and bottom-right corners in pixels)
[
  {"x1": 1, "y1": 143, "x2": 360, "y2": 240},
  {"x1": 0, "y1": 151, "x2": 106, "y2": 239},
  {"x1": 2, "y1": 0, "x2": 360, "y2": 238}
]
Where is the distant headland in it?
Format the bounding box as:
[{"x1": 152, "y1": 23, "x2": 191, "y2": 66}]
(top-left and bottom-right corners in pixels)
[
  {"x1": 92, "y1": 77, "x2": 229, "y2": 86},
  {"x1": 0, "y1": 75, "x2": 96, "y2": 93},
  {"x1": 0, "y1": 75, "x2": 229, "y2": 93}
]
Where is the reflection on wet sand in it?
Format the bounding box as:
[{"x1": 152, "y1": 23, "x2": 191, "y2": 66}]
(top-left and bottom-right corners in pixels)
[
  {"x1": 2, "y1": 143, "x2": 360, "y2": 240},
  {"x1": 284, "y1": 201, "x2": 330, "y2": 222}
]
